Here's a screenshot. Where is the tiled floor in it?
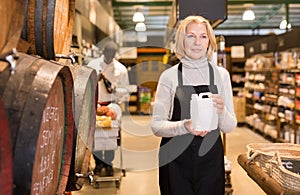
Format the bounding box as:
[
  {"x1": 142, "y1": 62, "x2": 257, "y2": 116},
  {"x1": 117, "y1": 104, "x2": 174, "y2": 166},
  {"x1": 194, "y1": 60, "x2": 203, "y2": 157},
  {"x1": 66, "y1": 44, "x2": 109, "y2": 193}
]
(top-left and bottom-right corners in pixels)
[{"x1": 72, "y1": 115, "x2": 270, "y2": 195}]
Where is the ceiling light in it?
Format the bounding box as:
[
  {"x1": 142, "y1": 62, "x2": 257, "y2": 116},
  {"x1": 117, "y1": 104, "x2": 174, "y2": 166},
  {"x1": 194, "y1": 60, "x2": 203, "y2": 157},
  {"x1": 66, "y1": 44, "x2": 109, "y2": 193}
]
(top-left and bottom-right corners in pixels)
[
  {"x1": 135, "y1": 22, "x2": 146, "y2": 31},
  {"x1": 279, "y1": 19, "x2": 292, "y2": 30},
  {"x1": 242, "y1": 10, "x2": 255, "y2": 21},
  {"x1": 132, "y1": 11, "x2": 145, "y2": 22}
]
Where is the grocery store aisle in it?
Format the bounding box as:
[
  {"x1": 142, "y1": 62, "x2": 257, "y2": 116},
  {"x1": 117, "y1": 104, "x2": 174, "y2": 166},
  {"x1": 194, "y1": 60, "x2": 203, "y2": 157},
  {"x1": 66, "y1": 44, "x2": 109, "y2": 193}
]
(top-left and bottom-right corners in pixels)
[{"x1": 73, "y1": 115, "x2": 270, "y2": 195}]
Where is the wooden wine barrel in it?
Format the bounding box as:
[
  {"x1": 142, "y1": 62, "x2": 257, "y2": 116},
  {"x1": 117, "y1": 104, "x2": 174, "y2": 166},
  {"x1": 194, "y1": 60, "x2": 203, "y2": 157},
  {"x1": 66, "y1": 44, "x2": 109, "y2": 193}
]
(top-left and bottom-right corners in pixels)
[
  {"x1": 1, "y1": 53, "x2": 75, "y2": 195},
  {"x1": 21, "y1": 0, "x2": 75, "y2": 60},
  {"x1": 0, "y1": 1, "x2": 25, "y2": 55},
  {"x1": 0, "y1": 0, "x2": 25, "y2": 87},
  {"x1": 66, "y1": 65, "x2": 98, "y2": 191},
  {"x1": 0, "y1": 100, "x2": 13, "y2": 195},
  {"x1": 0, "y1": 60, "x2": 12, "y2": 98}
]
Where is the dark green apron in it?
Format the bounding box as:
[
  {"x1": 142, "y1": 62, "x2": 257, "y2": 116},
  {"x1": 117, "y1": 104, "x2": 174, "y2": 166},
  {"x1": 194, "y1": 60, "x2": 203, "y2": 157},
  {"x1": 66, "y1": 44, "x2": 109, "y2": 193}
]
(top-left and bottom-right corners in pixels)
[{"x1": 159, "y1": 62, "x2": 225, "y2": 195}]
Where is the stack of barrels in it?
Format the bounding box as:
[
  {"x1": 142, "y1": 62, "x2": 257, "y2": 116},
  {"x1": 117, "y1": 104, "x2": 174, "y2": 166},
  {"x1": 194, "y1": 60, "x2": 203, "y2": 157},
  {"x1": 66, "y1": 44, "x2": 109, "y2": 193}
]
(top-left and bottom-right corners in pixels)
[{"x1": 0, "y1": 1, "x2": 98, "y2": 194}]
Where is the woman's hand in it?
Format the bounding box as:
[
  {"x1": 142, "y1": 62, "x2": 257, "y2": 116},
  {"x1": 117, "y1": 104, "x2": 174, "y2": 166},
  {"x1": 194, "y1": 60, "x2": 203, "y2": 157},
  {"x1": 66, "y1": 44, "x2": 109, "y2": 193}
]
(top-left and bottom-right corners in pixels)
[
  {"x1": 184, "y1": 119, "x2": 209, "y2": 137},
  {"x1": 210, "y1": 94, "x2": 224, "y2": 114}
]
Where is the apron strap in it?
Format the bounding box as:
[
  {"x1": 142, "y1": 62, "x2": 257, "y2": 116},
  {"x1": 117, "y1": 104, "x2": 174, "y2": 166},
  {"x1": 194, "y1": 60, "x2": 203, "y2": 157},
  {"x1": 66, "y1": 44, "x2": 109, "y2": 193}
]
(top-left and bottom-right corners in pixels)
[
  {"x1": 178, "y1": 62, "x2": 215, "y2": 86},
  {"x1": 208, "y1": 62, "x2": 214, "y2": 85},
  {"x1": 178, "y1": 62, "x2": 183, "y2": 86}
]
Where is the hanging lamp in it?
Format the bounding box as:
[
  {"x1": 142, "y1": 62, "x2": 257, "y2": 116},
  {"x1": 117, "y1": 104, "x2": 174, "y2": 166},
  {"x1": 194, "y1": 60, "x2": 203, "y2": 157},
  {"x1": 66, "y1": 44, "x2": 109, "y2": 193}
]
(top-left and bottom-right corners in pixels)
[
  {"x1": 135, "y1": 22, "x2": 146, "y2": 31},
  {"x1": 242, "y1": 9, "x2": 255, "y2": 21},
  {"x1": 132, "y1": 9, "x2": 145, "y2": 22}
]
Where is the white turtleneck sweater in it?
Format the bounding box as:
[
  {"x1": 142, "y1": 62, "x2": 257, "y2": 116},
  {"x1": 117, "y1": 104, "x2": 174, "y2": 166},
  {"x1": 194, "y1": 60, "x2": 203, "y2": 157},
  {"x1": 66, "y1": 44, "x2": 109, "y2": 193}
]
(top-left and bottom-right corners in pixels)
[{"x1": 151, "y1": 56, "x2": 237, "y2": 137}]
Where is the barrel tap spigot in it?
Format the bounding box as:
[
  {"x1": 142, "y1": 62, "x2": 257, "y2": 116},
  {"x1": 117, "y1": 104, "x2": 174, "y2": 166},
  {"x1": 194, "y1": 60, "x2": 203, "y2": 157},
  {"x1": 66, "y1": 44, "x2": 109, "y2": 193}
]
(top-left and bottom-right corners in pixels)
[
  {"x1": 55, "y1": 52, "x2": 76, "y2": 64},
  {"x1": 0, "y1": 48, "x2": 19, "y2": 74},
  {"x1": 75, "y1": 171, "x2": 94, "y2": 184}
]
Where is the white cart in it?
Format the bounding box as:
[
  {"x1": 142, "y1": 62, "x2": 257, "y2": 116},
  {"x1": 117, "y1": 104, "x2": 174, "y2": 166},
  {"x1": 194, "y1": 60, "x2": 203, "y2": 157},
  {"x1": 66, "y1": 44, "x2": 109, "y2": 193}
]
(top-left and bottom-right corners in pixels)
[{"x1": 92, "y1": 113, "x2": 125, "y2": 189}]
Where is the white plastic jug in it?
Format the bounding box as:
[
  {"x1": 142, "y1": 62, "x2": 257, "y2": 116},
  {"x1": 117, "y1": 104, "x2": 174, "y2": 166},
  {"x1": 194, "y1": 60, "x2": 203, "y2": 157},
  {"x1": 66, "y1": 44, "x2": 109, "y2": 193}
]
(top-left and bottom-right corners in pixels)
[{"x1": 190, "y1": 92, "x2": 218, "y2": 131}]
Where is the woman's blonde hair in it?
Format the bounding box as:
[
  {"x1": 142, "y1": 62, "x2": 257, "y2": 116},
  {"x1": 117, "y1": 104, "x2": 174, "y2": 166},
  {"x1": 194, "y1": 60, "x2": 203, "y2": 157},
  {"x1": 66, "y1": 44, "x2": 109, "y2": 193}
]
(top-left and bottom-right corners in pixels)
[{"x1": 174, "y1": 15, "x2": 216, "y2": 61}]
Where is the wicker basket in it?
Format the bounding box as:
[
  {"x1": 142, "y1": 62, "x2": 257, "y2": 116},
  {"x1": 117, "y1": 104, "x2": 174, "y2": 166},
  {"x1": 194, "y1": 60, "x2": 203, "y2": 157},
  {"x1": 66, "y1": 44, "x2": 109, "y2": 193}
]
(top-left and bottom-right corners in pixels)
[
  {"x1": 247, "y1": 143, "x2": 300, "y2": 172},
  {"x1": 247, "y1": 143, "x2": 300, "y2": 191},
  {"x1": 266, "y1": 151, "x2": 300, "y2": 191}
]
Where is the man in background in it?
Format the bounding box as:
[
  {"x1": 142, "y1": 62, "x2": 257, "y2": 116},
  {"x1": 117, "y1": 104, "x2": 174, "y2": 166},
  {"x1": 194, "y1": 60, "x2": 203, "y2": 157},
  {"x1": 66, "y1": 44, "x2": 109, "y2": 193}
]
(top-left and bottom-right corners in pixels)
[{"x1": 87, "y1": 41, "x2": 130, "y2": 176}]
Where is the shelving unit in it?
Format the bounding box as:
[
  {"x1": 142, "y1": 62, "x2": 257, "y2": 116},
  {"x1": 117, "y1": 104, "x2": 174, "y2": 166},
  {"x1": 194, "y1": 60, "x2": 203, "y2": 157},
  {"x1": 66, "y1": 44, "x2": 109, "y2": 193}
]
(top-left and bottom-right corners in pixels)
[
  {"x1": 244, "y1": 67, "x2": 279, "y2": 141},
  {"x1": 230, "y1": 57, "x2": 246, "y2": 96},
  {"x1": 230, "y1": 56, "x2": 246, "y2": 125},
  {"x1": 277, "y1": 68, "x2": 300, "y2": 143},
  {"x1": 243, "y1": 34, "x2": 279, "y2": 141},
  {"x1": 243, "y1": 28, "x2": 300, "y2": 144},
  {"x1": 244, "y1": 57, "x2": 300, "y2": 144},
  {"x1": 128, "y1": 87, "x2": 138, "y2": 114}
]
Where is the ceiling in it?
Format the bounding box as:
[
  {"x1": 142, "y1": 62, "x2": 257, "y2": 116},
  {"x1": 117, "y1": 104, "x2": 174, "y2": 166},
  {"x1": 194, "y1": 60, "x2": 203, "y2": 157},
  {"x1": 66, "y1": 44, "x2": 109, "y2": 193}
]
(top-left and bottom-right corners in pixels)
[{"x1": 112, "y1": 0, "x2": 300, "y2": 37}]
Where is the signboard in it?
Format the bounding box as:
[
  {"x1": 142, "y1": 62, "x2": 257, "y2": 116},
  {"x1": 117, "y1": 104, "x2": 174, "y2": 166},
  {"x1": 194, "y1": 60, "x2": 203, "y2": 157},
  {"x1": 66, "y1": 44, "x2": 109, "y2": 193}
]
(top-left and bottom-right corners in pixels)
[{"x1": 178, "y1": 0, "x2": 227, "y2": 21}]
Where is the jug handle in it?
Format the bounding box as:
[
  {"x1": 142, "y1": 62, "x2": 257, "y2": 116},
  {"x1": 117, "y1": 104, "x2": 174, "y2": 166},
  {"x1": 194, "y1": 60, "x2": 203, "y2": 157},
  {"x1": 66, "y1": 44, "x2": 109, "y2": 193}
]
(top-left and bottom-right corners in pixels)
[{"x1": 199, "y1": 92, "x2": 212, "y2": 98}]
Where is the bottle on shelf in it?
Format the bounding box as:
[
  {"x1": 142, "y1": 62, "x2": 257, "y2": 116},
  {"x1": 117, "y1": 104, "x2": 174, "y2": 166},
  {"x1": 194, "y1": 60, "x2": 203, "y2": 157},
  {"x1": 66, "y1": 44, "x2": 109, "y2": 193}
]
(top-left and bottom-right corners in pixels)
[{"x1": 217, "y1": 35, "x2": 226, "y2": 68}]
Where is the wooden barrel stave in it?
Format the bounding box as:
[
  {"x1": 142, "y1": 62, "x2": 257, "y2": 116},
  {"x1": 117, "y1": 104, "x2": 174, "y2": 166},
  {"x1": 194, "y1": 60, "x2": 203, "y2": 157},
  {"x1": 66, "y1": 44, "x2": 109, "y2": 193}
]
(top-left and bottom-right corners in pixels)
[
  {"x1": 0, "y1": 0, "x2": 25, "y2": 83},
  {"x1": 1, "y1": 55, "x2": 42, "y2": 150},
  {"x1": 0, "y1": 100, "x2": 13, "y2": 195},
  {"x1": 0, "y1": 1, "x2": 25, "y2": 55},
  {"x1": 0, "y1": 62, "x2": 12, "y2": 97},
  {"x1": 1, "y1": 53, "x2": 75, "y2": 195},
  {"x1": 21, "y1": 0, "x2": 75, "y2": 60},
  {"x1": 34, "y1": 0, "x2": 45, "y2": 57},
  {"x1": 66, "y1": 65, "x2": 98, "y2": 191}
]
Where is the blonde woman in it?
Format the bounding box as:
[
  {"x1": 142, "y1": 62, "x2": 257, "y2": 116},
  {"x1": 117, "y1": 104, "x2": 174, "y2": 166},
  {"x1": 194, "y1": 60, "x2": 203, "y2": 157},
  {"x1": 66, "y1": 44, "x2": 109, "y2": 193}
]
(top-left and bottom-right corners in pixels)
[{"x1": 151, "y1": 16, "x2": 237, "y2": 194}]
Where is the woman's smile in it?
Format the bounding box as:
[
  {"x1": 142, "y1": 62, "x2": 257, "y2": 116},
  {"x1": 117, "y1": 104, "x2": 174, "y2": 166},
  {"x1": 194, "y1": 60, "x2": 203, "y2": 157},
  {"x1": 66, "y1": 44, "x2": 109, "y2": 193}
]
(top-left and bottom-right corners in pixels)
[{"x1": 191, "y1": 48, "x2": 202, "y2": 52}]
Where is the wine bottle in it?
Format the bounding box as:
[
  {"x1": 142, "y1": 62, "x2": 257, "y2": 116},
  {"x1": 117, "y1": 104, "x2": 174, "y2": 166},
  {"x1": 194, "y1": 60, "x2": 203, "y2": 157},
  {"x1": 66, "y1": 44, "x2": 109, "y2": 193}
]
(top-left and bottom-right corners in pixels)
[{"x1": 100, "y1": 72, "x2": 115, "y2": 93}]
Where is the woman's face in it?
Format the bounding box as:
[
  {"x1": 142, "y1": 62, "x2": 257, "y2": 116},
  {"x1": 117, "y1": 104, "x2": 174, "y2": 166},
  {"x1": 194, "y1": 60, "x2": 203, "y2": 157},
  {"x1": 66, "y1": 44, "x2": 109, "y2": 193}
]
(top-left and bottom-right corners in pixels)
[{"x1": 183, "y1": 22, "x2": 209, "y2": 60}]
